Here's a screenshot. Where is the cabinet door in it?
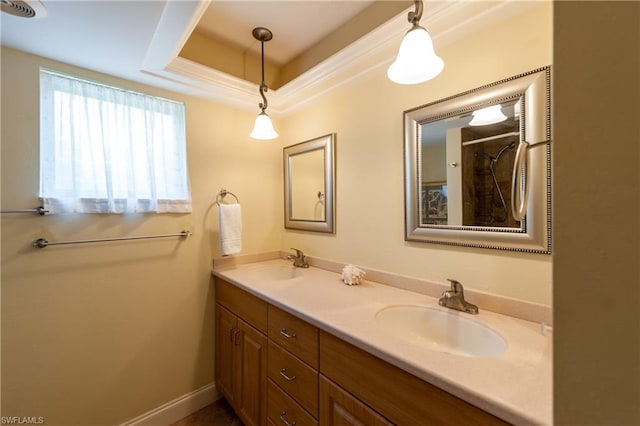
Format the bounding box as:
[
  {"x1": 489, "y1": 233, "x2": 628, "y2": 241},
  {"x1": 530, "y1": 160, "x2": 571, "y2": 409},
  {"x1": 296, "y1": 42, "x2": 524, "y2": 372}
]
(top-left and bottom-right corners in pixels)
[
  {"x1": 320, "y1": 376, "x2": 392, "y2": 426},
  {"x1": 215, "y1": 304, "x2": 238, "y2": 406},
  {"x1": 237, "y1": 318, "x2": 268, "y2": 426}
]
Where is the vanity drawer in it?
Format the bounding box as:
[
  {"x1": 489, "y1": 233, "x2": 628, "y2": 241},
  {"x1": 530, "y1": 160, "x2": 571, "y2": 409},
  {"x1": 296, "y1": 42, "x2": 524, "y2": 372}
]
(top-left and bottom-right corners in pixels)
[
  {"x1": 216, "y1": 278, "x2": 268, "y2": 334},
  {"x1": 320, "y1": 375, "x2": 393, "y2": 426},
  {"x1": 268, "y1": 340, "x2": 318, "y2": 417},
  {"x1": 320, "y1": 331, "x2": 509, "y2": 425},
  {"x1": 268, "y1": 379, "x2": 317, "y2": 426},
  {"x1": 268, "y1": 305, "x2": 319, "y2": 369}
]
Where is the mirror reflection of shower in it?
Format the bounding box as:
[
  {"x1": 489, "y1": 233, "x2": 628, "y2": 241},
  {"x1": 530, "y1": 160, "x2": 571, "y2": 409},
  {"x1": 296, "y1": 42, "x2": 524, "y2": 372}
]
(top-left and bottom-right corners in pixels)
[
  {"x1": 461, "y1": 111, "x2": 521, "y2": 227},
  {"x1": 473, "y1": 141, "x2": 516, "y2": 224},
  {"x1": 420, "y1": 98, "x2": 523, "y2": 228}
]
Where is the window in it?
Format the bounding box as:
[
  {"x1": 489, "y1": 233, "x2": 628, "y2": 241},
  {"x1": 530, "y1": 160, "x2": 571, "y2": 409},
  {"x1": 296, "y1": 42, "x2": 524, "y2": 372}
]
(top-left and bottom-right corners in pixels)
[{"x1": 39, "y1": 69, "x2": 191, "y2": 214}]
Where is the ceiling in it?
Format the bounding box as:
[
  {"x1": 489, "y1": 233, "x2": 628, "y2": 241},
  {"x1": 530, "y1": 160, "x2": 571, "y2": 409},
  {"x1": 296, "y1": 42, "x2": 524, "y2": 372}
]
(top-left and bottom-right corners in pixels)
[
  {"x1": 179, "y1": 1, "x2": 409, "y2": 89},
  {"x1": 0, "y1": 0, "x2": 540, "y2": 116},
  {"x1": 195, "y1": 1, "x2": 378, "y2": 66}
]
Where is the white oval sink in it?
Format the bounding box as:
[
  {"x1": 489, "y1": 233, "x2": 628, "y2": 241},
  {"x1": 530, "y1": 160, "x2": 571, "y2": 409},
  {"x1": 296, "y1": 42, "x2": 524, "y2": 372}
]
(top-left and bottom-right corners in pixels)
[
  {"x1": 243, "y1": 264, "x2": 303, "y2": 281},
  {"x1": 375, "y1": 305, "x2": 507, "y2": 357}
]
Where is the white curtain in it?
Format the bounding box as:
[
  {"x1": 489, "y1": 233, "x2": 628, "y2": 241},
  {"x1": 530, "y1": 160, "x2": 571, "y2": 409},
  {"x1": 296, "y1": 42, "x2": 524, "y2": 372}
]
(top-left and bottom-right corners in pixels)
[{"x1": 39, "y1": 70, "x2": 191, "y2": 214}]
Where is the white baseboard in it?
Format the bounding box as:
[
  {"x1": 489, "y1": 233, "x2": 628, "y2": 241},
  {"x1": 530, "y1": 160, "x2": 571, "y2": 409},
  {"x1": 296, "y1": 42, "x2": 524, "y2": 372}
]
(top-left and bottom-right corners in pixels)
[{"x1": 119, "y1": 383, "x2": 220, "y2": 426}]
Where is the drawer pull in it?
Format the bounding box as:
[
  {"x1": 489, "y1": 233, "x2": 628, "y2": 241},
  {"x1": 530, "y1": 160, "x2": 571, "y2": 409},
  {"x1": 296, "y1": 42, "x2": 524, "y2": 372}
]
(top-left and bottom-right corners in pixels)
[
  {"x1": 279, "y1": 368, "x2": 297, "y2": 381},
  {"x1": 279, "y1": 411, "x2": 296, "y2": 426},
  {"x1": 279, "y1": 328, "x2": 297, "y2": 339},
  {"x1": 231, "y1": 328, "x2": 241, "y2": 346}
]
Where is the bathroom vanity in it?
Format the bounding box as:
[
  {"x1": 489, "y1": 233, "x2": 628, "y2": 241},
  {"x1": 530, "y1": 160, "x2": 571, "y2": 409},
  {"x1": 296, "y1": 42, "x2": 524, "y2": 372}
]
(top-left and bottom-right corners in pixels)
[{"x1": 212, "y1": 257, "x2": 551, "y2": 425}]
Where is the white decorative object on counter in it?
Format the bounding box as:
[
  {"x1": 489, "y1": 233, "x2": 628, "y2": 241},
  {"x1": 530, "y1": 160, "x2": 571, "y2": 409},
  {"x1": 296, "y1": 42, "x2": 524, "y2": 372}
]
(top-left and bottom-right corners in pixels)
[{"x1": 341, "y1": 264, "x2": 365, "y2": 286}]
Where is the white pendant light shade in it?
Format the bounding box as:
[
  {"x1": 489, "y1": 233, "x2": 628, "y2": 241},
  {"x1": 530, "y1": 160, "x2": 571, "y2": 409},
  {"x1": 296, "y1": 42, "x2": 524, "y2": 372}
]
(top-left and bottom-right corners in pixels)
[
  {"x1": 250, "y1": 111, "x2": 278, "y2": 140},
  {"x1": 469, "y1": 105, "x2": 508, "y2": 126},
  {"x1": 387, "y1": 27, "x2": 444, "y2": 85},
  {"x1": 250, "y1": 27, "x2": 278, "y2": 140}
]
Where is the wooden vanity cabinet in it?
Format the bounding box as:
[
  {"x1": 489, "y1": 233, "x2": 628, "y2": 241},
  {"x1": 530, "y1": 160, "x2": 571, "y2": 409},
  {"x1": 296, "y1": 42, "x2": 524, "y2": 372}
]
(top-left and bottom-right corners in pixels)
[
  {"x1": 267, "y1": 340, "x2": 318, "y2": 416},
  {"x1": 267, "y1": 305, "x2": 320, "y2": 425},
  {"x1": 215, "y1": 278, "x2": 509, "y2": 426},
  {"x1": 215, "y1": 305, "x2": 238, "y2": 405},
  {"x1": 319, "y1": 331, "x2": 510, "y2": 426},
  {"x1": 268, "y1": 379, "x2": 318, "y2": 426},
  {"x1": 215, "y1": 278, "x2": 268, "y2": 426},
  {"x1": 320, "y1": 375, "x2": 393, "y2": 426},
  {"x1": 268, "y1": 305, "x2": 319, "y2": 369}
]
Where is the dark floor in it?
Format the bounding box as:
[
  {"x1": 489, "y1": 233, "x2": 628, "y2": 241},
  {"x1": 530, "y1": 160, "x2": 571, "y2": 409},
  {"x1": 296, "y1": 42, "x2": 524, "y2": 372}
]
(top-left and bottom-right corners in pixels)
[{"x1": 170, "y1": 397, "x2": 242, "y2": 426}]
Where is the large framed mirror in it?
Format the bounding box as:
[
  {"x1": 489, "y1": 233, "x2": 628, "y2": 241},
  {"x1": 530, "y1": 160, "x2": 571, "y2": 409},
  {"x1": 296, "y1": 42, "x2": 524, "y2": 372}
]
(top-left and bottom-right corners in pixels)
[
  {"x1": 404, "y1": 67, "x2": 551, "y2": 253},
  {"x1": 284, "y1": 133, "x2": 335, "y2": 233}
]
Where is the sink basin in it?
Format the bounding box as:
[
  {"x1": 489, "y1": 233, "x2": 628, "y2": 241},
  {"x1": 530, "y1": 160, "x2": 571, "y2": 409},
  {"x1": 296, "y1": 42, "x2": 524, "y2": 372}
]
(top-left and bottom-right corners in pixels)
[
  {"x1": 243, "y1": 264, "x2": 303, "y2": 281},
  {"x1": 375, "y1": 305, "x2": 507, "y2": 357}
]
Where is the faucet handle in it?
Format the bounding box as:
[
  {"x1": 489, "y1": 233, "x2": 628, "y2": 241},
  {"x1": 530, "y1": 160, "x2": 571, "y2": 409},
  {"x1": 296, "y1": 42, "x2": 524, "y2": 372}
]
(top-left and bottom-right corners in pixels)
[
  {"x1": 288, "y1": 248, "x2": 309, "y2": 268},
  {"x1": 441, "y1": 279, "x2": 478, "y2": 314},
  {"x1": 446, "y1": 278, "x2": 463, "y2": 293},
  {"x1": 290, "y1": 248, "x2": 304, "y2": 258}
]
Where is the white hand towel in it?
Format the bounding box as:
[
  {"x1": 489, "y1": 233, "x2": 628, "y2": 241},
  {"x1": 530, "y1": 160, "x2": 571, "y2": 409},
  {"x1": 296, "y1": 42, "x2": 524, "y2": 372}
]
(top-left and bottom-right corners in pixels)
[{"x1": 219, "y1": 204, "x2": 242, "y2": 256}]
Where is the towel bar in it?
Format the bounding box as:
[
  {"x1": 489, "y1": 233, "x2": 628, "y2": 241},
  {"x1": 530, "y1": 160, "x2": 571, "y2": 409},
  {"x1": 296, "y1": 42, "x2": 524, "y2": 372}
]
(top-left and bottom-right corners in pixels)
[
  {"x1": 32, "y1": 230, "x2": 192, "y2": 249},
  {"x1": 1, "y1": 206, "x2": 49, "y2": 215}
]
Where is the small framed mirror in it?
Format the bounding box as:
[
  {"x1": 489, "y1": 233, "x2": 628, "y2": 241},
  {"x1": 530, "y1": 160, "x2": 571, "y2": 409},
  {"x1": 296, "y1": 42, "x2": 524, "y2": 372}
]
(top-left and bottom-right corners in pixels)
[
  {"x1": 404, "y1": 67, "x2": 551, "y2": 253},
  {"x1": 284, "y1": 133, "x2": 335, "y2": 233}
]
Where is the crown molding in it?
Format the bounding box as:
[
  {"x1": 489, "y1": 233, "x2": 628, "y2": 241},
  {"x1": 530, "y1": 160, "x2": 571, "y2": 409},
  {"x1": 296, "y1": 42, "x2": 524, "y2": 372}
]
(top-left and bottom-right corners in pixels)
[
  {"x1": 165, "y1": 57, "x2": 258, "y2": 111},
  {"x1": 141, "y1": 1, "x2": 210, "y2": 74},
  {"x1": 142, "y1": 0, "x2": 539, "y2": 117}
]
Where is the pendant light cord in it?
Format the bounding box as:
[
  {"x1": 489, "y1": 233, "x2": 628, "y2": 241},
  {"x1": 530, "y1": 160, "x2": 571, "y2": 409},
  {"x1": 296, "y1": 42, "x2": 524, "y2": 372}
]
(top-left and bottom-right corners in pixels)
[
  {"x1": 408, "y1": 0, "x2": 423, "y2": 26},
  {"x1": 249, "y1": 26, "x2": 278, "y2": 139},
  {"x1": 258, "y1": 39, "x2": 268, "y2": 112}
]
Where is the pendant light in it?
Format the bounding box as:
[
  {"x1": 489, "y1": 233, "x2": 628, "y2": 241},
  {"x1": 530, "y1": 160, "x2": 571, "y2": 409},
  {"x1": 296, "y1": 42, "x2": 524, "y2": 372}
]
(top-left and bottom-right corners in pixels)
[
  {"x1": 387, "y1": 0, "x2": 444, "y2": 85},
  {"x1": 250, "y1": 27, "x2": 278, "y2": 140},
  {"x1": 469, "y1": 105, "x2": 508, "y2": 126}
]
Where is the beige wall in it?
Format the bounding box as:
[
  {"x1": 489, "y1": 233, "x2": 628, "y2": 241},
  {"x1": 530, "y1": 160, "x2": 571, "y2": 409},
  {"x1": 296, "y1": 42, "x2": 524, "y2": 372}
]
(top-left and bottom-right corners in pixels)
[
  {"x1": 280, "y1": 2, "x2": 553, "y2": 305},
  {"x1": 9, "y1": 1, "x2": 637, "y2": 424},
  {"x1": 0, "y1": 47, "x2": 282, "y2": 424},
  {"x1": 553, "y1": 2, "x2": 640, "y2": 424}
]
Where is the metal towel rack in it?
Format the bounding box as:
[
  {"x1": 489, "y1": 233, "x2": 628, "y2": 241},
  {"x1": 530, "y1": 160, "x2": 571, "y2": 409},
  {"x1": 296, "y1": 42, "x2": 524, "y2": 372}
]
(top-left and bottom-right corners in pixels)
[
  {"x1": 215, "y1": 188, "x2": 240, "y2": 206},
  {"x1": 32, "y1": 230, "x2": 192, "y2": 249},
  {"x1": 1, "y1": 206, "x2": 49, "y2": 215}
]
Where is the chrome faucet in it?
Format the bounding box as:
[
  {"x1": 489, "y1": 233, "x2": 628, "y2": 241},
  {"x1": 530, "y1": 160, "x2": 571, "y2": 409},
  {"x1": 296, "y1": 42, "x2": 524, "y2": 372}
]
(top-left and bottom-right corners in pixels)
[
  {"x1": 287, "y1": 248, "x2": 309, "y2": 268},
  {"x1": 439, "y1": 279, "x2": 479, "y2": 314}
]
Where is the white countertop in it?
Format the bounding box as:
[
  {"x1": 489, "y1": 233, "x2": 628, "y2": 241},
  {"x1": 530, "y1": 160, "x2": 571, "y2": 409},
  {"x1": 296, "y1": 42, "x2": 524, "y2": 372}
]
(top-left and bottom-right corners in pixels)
[{"x1": 213, "y1": 259, "x2": 552, "y2": 425}]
